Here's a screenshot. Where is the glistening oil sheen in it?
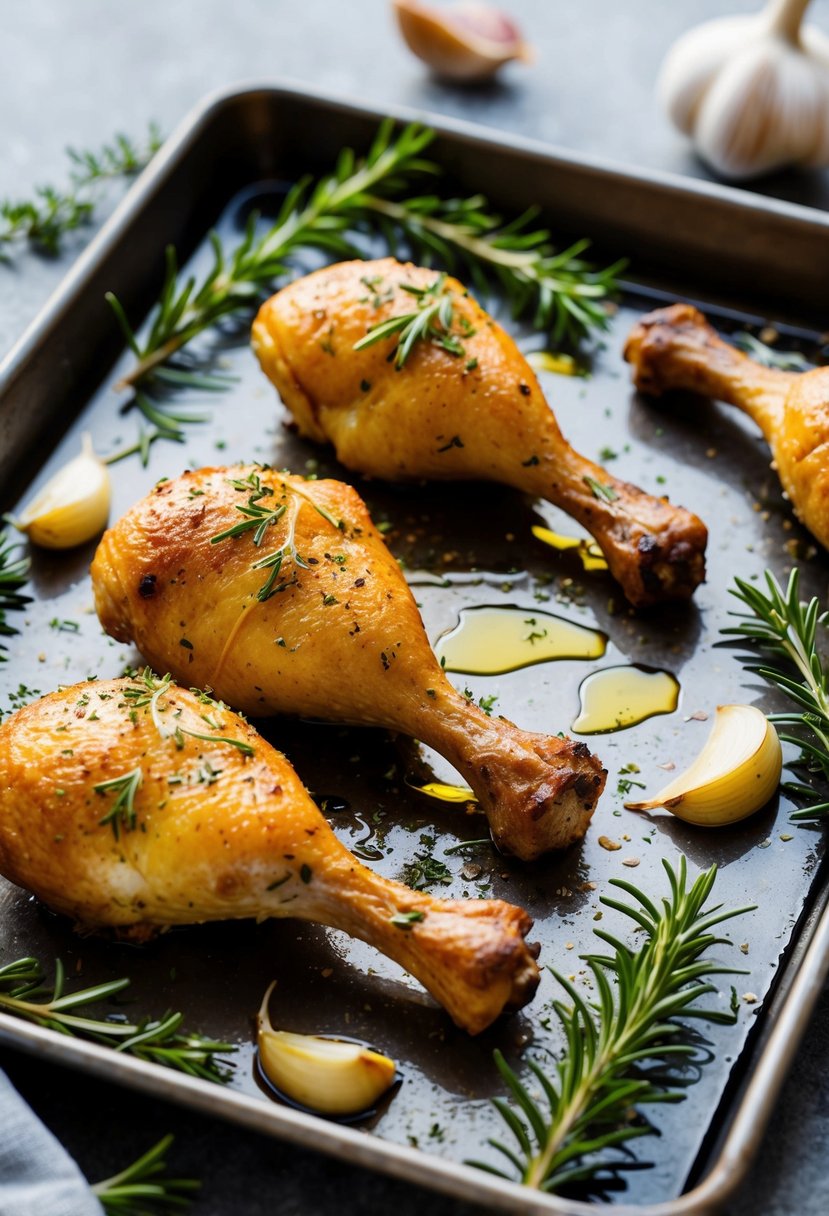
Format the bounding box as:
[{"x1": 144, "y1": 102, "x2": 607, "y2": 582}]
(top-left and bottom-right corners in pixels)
[
  {"x1": 435, "y1": 604, "x2": 607, "y2": 675},
  {"x1": 572, "y1": 665, "x2": 680, "y2": 734}
]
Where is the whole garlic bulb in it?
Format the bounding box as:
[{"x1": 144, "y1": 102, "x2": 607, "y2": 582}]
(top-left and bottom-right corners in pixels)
[{"x1": 658, "y1": 0, "x2": 829, "y2": 179}]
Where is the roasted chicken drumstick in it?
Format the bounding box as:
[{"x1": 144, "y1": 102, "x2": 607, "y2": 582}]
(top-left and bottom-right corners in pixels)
[
  {"x1": 251, "y1": 257, "x2": 707, "y2": 607},
  {"x1": 91, "y1": 466, "x2": 605, "y2": 861},
  {"x1": 0, "y1": 677, "x2": 540, "y2": 1035},
  {"x1": 624, "y1": 303, "x2": 829, "y2": 551}
]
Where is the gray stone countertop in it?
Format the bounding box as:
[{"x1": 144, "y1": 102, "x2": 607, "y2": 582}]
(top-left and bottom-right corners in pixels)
[{"x1": 1, "y1": 1, "x2": 828, "y2": 1212}]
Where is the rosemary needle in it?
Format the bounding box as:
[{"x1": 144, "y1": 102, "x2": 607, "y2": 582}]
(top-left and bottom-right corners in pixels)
[{"x1": 472, "y1": 858, "x2": 751, "y2": 1194}]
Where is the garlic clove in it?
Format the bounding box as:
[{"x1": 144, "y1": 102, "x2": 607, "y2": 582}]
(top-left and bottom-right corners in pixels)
[
  {"x1": 257, "y1": 983, "x2": 396, "y2": 1115},
  {"x1": 625, "y1": 704, "x2": 782, "y2": 827},
  {"x1": 15, "y1": 434, "x2": 111, "y2": 550},
  {"x1": 393, "y1": 0, "x2": 531, "y2": 82}
]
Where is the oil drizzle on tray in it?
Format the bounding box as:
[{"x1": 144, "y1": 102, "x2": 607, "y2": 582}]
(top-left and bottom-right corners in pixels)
[
  {"x1": 409, "y1": 781, "x2": 477, "y2": 805},
  {"x1": 572, "y1": 664, "x2": 680, "y2": 734},
  {"x1": 526, "y1": 350, "x2": 581, "y2": 377},
  {"x1": 435, "y1": 604, "x2": 607, "y2": 675},
  {"x1": 531, "y1": 525, "x2": 609, "y2": 572},
  {"x1": 318, "y1": 797, "x2": 386, "y2": 860}
]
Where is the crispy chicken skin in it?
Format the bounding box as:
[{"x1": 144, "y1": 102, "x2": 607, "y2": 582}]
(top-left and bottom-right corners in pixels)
[
  {"x1": 90, "y1": 466, "x2": 605, "y2": 861},
  {"x1": 251, "y1": 257, "x2": 707, "y2": 607},
  {"x1": 0, "y1": 679, "x2": 540, "y2": 1034},
  {"x1": 625, "y1": 303, "x2": 829, "y2": 551}
]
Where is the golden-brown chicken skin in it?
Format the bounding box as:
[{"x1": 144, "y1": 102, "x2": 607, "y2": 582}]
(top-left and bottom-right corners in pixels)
[
  {"x1": 90, "y1": 466, "x2": 605, "y2": 861},
  {"x1": 625, "y1": 303, "x2": 829, "y2": 551},
  {"x1": 251, "y1": 257, "x2": 707, "y2": 607},
  {"x1": 0, "y1": 677, "x2": 540, "y2": 1035}
]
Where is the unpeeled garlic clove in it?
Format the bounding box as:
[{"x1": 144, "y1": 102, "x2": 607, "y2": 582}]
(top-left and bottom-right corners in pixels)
[
  {"x1": 393, "y1": 0, "x2": 531, "y2": 82},
  {"x1": 625, "y1": 704, "x2": 782, "y2": 826},
  {"x1": 257, "y1": 983, "x2": 396, "y2": 1115},
  {"x1": 14, "y1": 434, "x2": 111, "y2": 550}
]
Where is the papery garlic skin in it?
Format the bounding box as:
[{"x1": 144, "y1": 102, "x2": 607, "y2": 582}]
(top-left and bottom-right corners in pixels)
[
  {"x1": 625, "y1": 704, "x2": 782, "y2": 826},
  {"x1": 15, "y1": 434, "x2": 111, "y2": 550},
  {"x1": 658, "y1": 0, "x2": 829, "y2": 179},
  {"x1": 393, "y1": 0, "x2": 530, "y2": 82},
  {"x1": 257, "y1": 984, "x2": 396, "y2": 1115}
]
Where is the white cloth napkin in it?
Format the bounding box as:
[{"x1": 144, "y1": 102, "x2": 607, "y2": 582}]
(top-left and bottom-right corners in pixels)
[{"x1": 0, "y1": 1070, "x2": 102, "y2": 1216}]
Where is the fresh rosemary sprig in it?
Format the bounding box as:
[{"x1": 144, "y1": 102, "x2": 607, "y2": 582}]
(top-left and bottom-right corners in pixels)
[
  {"x1": 353, "y1": 272, "x2": 473, "y2": 367},
  {"x1": 1, "y1": 125, "x2": 162, "y2": 256},
  {"x1": 104, "y1": 121, "x2": 623, "y2": 461},
  {"x1": 472, "y1": 858, "x2": 750, "y2": 1194},
  {"x1": 0, "y1": 956, "x2": 235, "y2": 1081},
  {"x1": 92, "y1": 1135, "x2": 199, "y2": 1216},
  {"x1": 0, "y1": 529, "x2": 31, "y2": 660},
  {"x1": 361, "y1": 194, "x2": 626, "y2": 345},
  {"x1": 107, "y1": 121, "x2": 436, "y2": 391},
  {"x1": 120, "y1": 666, "x2": 254, "y2": 749},
  {"x1": 210, "y1": 471, "x2": 289, "y2": 545},
  {"x1": 210, "y1": 472, "x2": 343, "y2": 602},
  {"x1": 731, "y1": 331, "x2": 812, "y2": 373},
  {"x1": 724, "y1": 568, "x2": 829, "y2": 819}
]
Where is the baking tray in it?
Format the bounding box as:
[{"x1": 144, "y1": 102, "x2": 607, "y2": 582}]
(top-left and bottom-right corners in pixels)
[{"x1": 2, "y1": 84, "x2": 829, "y2": 1216}]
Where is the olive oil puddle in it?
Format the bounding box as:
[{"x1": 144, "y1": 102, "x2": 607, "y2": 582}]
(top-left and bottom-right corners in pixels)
[
  {"x1": 572, "y1": 665, "x2": 680, "y2": 734},
  {"x1": 531, "y1": 525, "x2": 609, "y2": 572},
  {"x1": 435, "y1": 605, "x2": 608, "y2": 675}
]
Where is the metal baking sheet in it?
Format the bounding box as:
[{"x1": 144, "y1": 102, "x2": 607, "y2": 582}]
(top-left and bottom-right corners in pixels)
[{"x1": 2, "y1": 85, "x2": 829, "y2": 1215}]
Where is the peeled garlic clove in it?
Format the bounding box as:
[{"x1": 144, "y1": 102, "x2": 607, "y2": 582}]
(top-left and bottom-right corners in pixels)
[
  {"x1": 15, "y1": 434, "x2": 111, "y2": 550},
  {"x1": 393, "y1": 0, "x2": 531, "y2": 82},
  {"x1": 257, "y1": 983, "x2": 396, "y2": 1115},
  {"x1": 625, "y1": 704, "x2": 781, "y2": 826}
]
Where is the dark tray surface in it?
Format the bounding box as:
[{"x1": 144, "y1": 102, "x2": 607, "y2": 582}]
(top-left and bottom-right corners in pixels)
[{"x1": 2, "y1": 160, "x2": 829, "y2": 1212}]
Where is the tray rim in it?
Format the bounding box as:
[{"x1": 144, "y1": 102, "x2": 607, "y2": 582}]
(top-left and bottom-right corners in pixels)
[
  {"x1": 2, "y1": 79, "x2": 829, "y2": 1215},
  {"x1": 5, "y1": 77, "x2": 829, "y2": 396}
]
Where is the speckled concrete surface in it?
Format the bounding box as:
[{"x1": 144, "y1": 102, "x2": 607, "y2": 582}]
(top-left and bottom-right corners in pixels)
[{"x1": 1, "y1": 2, "x2": 829, "y2": 1212}]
